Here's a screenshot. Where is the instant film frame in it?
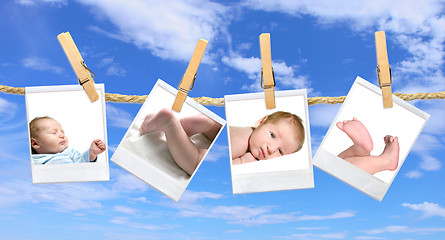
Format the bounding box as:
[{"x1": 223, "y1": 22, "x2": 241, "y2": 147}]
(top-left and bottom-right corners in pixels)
[
  {"x1": 225, "y1": 89, "x2": 313, "y2": 194},
  {"x1": 25, "y1": 84, "x2": 109, "y2": 183},
  {"x1": 313, "y1": 77, "x2": 429, "y2": 201},
  {"x1": 111, "y1": 79, "x2": 225, "y2": 202}
]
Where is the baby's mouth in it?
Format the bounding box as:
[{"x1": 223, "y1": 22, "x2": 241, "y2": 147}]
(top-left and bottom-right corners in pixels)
[{"x1": 260, "y1": 148, "x2": 265, "y2": 159}]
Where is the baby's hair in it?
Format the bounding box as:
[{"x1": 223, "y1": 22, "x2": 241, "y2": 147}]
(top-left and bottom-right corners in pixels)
[
  {"x1": 261, "y1": 111, "x2": 305, "y2": 152},
  {"x1": 29, "y1": 116, "x2": 54, "y2": 154},
  {"x1": 29, "y1": 116, "x2": 54, "y2": 139}
]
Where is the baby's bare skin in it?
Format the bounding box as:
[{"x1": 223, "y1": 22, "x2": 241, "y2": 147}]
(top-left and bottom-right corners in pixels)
[
  {"x1": 229, "y1": 126, "x2": 253, "y2": 159},
  {"x1": 140, "y1": 108, "x2": 221, "y2": 175},
  {"x1": 337, "y1": 117, "x2": 373, "y2": 158},
  {"x1": 89, "y1": 139, "x2": 106, "y2": 162},
  {"x1": 337, "y1": 118, "x2": 400, "y2": 174}
]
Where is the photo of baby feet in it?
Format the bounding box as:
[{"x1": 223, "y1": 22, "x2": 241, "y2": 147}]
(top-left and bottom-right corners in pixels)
[{"x1": 337, "y1": 117, "x2": 400, "y2": 175}]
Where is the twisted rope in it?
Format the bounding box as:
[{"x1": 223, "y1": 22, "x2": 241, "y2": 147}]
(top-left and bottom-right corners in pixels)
[{"x1": 1, "y1": 84, "x2": 445, "y2": 106}]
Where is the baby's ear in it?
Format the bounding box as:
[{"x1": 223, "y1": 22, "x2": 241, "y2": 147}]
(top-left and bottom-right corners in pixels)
[
  {"x1": 30, "y1": 138, "x2": 40, "y2": 150},
  {"x1": 254, "y1": 116, "x2": 268, "y2": 128}
]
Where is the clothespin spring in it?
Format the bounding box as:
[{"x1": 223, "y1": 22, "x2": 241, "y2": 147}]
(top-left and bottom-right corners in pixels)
[
  {"x1": 377, "y1": 65, "x2": 392, "y2": 88},
  {"x1": 177, "y1": 73, "x2": 197, "y2": 94},
  {"x1": 79, "y1": 61, "x2": 96, "y2": 86},
  {"x1": 260, "y1": 67, "x2": 276, "y2": 89}
]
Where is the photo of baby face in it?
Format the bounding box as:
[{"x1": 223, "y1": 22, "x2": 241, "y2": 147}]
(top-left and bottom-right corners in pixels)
[
  {"x1": 29, "y1": 116, "x2": 106, "y2": 165},
  {"x1": 225, "y1": 90, "x2": 313, "y2": 194},
  {"x1": 231, "y1": 111, "x2": 305, "y2": 165},
  {"x1": 25, "y1": 84, "x2": 109, "y2": 183},
  {"x1": 30, "y1": 117, "x2": 69, "y2": 154}
]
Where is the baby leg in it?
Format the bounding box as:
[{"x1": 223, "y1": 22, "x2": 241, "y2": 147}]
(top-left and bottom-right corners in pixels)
[
  {"x1": 343, "y1": 135, "x2": 399, "y2": 175},
  {"x1": 179, "y1": 114, "x2": 221, "y2": 140},
  {"x1": 140, "y1": 108, "x2": 205, "y2": 175},
  {"x1": 337, "y1": 117, "x2": 374, "y2": 159}
]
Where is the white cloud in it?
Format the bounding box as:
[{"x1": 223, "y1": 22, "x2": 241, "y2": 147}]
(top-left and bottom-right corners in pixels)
[
  {"x1": 0, "y1": 179, "x2": 116, "y2": 212},
  {"x1": 15, "y1": 0, "x2": 67, "y2": 6},
  {"x1": 204, "y1": 144, "x2": 228, "y2": 162},
  {"x1": 284, "y1": 232, "x2": 346, "y2": 239},
  {"x1": 174, "y1": 192, "x2": 355, "y2": 226},
  {"x1": 404, "y1": 170, "x2": 423, "y2": 179},
  {"x1": 407, "y1": 102, "x2": 445, "y2": 177},
  {"x1": 112, "y1": 205, "x2": 139, "y2": 215},
  {"x1": 0, "y1": 97, "x2": 18, "y2": 123},
  {"x1": 98, "y1": 57, "x2": 126, "y2": 76},
  {"x1": 110, "y1": 217, "x2": 177, "y2": 230},
  {"x1": 354, "y1": 237, "x2": 385, "y2": 240},
  {"x1": 418, "y1": 154, "x2": 442, "y2": 171},
  {"x1": 221, "y1": 53, "x2": 310, "y2": 92},
  {"x1": 364, "y1": 225, "x2": 445, "y2": 234},
  {"x1": 180, "y1": 190, "x2": 224, "y2": 204},
  {"x1": 78, "y1": 0, "x2": 230, "y2": 61},
  {"x1": 296, "y1": 227, "x2": 329, "y2": 230},
  {"x1": 106, "y1": 103, "x2": 134, "y2": 129},
  {"x1": 111, "y1": 171, "x2": 149, "y2": 192},
  {"x1": 130, "y1": 196, "x2": 152, "y2": 204},
  {"x1": 22, "y1": 56, "x2": 64, "y2": 74},
  {"x1": 309, "y1": 104, "x2": 341, "y2": 128},
  {"x1": 242, "y1": 0, "x2": 445, "y2": 93},
  {"x1": 402, "y1": 202, "x2": 445, "y2": 218}
]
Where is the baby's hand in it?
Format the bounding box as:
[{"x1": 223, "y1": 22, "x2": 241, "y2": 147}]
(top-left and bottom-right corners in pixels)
[
  {"x1": 233, "y1": 152, "x2": 258, "y2": 165},
  {"x1": 89, "y1": 139, "x2": 106, "y2": 162}
]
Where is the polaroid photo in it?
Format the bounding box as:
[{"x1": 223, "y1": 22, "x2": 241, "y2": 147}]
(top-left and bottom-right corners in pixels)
[
  {"x1": 225, "y1": 89, "x2": 313, "y2": 194},
  {"x1": 313, "y1": 76, "x2": 429, "y2": 201},
  {"x1": 25, "y1": 84, "x2": 109, "y2": 184},
  {"x1": 111, "y1": 79, "x2": 226, "y2": 202}
]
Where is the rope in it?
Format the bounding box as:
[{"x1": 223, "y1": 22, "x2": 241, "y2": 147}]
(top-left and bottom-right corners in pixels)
[{"x1": 1, "y1": 84, "x2": 445, "y2": 106}]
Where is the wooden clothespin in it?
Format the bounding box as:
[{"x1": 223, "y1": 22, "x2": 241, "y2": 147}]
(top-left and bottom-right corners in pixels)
[
  {"x1": 375, "y1": 31, "x2": 393, "y2": 108},
  {"x1": 259, "y1": 33, "x2": 276, "y2": 109},
  {"x1": 172, "y1": 39, "x2": 208, "y2": 112},
  {"x1": 57, "y1": 32, "x2": 99, "y2": 102}
]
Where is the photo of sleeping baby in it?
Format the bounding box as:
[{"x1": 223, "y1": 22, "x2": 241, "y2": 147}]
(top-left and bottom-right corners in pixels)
[
  {"x1": 29, "y1": 116, "x2": 106, "y2": 165},
  {"x1": 25, "y1": 84, "x2": 109, "y2": 184},
  {"x1": 139, "y1": 108, "x2": 221, "y2": 175},
  {"x1": 230, "y1": 111, "x2": 305, "y2": 165}
]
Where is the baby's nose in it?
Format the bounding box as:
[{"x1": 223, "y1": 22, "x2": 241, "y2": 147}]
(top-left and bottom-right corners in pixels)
[{"x1": 267, "y1": 144, "x2": 278, "y2": 154}]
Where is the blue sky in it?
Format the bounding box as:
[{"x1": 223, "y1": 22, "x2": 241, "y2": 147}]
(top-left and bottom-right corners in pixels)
[{"x1": 1, "y1": 0, "x2": 445, "y2": 239}]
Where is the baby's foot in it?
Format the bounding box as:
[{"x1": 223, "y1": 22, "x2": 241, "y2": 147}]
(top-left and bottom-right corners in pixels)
[
  {"x1": 336, "y1": 117, "x2": 373, "y2": 156},
  {"x1": 140, "y1": 108, "x2": 175, "y2": 135},
  {"x1": 380, "y1": 135, "x2": 399, "y2": 171}
]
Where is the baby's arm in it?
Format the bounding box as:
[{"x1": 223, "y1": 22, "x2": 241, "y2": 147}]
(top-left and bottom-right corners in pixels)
[
  {"x1": 229, "y1": 126, "x2": 251, "y2": 159},
  {"x1": 89, "y1": 139, "x2": 106, "y2": 162},
  {"x1": 232, "y1": 152, "x2": 258, "y2": 165}
]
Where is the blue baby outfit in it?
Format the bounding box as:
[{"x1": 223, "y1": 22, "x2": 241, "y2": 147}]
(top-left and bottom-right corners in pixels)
[{"x1": 32, "y1": 147, "x2": 90, "y2": 165}]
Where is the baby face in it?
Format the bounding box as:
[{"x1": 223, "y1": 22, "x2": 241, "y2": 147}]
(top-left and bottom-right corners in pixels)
[
  {"x1": 249, "y1": 118, "x2": 301, "y2": 160},
  {"x1": 32, "y1": 118, "x2": 69, "y2": 154}
]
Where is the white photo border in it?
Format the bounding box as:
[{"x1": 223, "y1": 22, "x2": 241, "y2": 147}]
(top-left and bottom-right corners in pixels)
[
  {"x1": 313, "y1": 76, "x2": 430, "y2": 201},
  {"x1": 111, "y1": 79, "x2": 226, "y2": 202},
  {"x1": 25, "y1": 84, "x2": 109, "y2": 184},
  {"x1": 225, "y1": 89, "x2": 314, "y2": 194}
]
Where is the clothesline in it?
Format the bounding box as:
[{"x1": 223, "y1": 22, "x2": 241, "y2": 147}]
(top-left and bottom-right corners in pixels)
[{"x1": 1, "y1": 84, "x2": 444, "y2": 106}]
